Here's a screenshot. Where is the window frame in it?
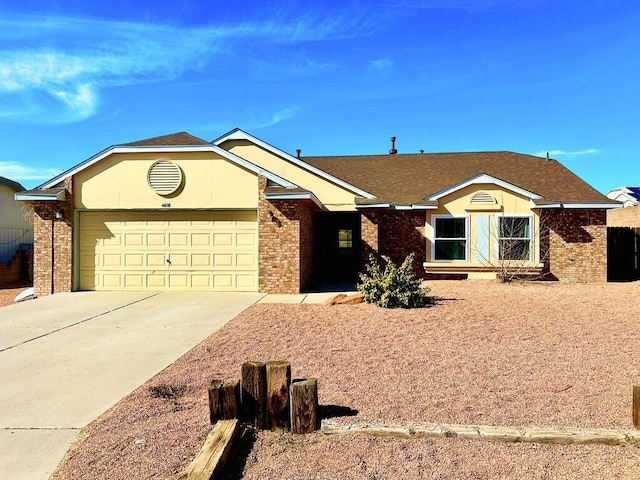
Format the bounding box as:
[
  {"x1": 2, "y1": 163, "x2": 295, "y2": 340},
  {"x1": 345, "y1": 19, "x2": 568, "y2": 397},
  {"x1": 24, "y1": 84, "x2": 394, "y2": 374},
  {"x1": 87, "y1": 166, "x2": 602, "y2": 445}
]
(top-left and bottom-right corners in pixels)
[
  {"x1": 495, "y1": 214, "x2": 534, "y2": 262},
  {"x1": 431, "y1": 214, "x2": 470, "y2": 262}
]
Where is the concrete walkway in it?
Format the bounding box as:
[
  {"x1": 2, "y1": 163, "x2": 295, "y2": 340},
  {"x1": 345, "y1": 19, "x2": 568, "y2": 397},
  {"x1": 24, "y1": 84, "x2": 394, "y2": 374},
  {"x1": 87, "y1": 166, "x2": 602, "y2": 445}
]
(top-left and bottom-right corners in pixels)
[{"x1": 0, "y1": 291, "x2": 265, "y2": 480}]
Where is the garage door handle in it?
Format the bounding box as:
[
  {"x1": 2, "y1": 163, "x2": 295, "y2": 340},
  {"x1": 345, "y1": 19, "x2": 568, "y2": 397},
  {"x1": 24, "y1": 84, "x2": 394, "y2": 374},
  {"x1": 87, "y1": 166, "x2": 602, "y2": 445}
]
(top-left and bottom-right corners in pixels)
[{"x1": 166, "y1": 258, "x2": 172, "y2": 265}]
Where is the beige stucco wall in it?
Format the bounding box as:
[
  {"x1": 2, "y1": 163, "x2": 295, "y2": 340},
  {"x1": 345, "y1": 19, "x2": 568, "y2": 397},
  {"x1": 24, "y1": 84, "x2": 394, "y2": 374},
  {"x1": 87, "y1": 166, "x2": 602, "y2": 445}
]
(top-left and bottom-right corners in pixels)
[
  {"x1": 74, "y1": 151, "x2": 259, "y2": 210},
  {"x1": 1, "y1": 185, "x2": 32, "y2": 230},
  {"x1": 220, "y1": 139, "x2": 358, "y2": 211},
  {"x1": 425, "y1": 184, "x2": 541, "y2": 274}
]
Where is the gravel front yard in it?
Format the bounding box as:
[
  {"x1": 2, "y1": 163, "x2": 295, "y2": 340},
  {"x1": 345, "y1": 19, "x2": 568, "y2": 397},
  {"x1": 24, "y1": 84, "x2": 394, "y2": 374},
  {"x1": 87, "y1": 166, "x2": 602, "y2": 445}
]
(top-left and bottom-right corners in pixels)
[{"x1": 48, "y1": 281, "x2": 640, "y2": 479}]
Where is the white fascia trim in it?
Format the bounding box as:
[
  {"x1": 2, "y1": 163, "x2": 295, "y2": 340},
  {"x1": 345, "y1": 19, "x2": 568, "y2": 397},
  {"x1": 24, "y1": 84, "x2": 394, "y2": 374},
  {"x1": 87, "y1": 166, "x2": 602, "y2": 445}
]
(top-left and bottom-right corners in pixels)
[
  {"x1": 533, "y1": 202, "x2": 622, "y2": 209},
  {"x1": 428, "y1": 173, "x2": 542, "y2": 201},
  {"x1": 356, "y1": 203, "x2": 437, "y2": 210},
  {"x1": 15, "y1": 191, "x2": 66, "y2": 201},
  {"x1": 40, "y1": 144, "x2": 297, "y2": 190},
  {"x1": 213, "y1": 128, "x2": 375, "y2": 199},
  {"x1": 356, "y1": 203, "x2": 391, "y2": 208},
  {"x1": 264, "y1": 191, "x2": 323, "y2": 209},
  {"x1": 393, "y1": 204, "x2": 437, "y2": 210}
]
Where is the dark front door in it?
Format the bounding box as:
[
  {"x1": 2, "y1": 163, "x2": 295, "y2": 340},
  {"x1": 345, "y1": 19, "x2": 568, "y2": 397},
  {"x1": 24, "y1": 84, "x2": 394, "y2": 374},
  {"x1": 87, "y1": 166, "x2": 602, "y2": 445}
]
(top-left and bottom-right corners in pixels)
[{"x1": 313, "y1": 212, "x2": 361, "y2": 285}]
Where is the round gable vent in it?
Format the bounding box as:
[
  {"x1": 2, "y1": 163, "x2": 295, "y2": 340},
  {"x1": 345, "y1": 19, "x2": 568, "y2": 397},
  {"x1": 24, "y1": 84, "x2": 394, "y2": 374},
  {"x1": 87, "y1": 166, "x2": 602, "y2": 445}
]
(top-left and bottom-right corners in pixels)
[{"x1": 147, "y1": 160, "x2": 183, "y2": 196}]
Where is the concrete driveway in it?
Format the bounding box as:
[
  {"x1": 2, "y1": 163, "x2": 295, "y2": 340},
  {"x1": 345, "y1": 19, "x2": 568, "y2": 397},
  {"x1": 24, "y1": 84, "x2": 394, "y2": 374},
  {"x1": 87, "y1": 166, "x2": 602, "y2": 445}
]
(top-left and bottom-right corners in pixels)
[{"x1": 0, "y1": 291, "x2": 264, "y2": 480}]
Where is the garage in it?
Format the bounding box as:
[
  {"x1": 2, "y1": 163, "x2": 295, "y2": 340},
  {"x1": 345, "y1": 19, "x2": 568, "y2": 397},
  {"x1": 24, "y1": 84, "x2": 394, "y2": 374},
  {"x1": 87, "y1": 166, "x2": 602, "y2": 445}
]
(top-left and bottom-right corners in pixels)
[{"x1": 78, "y1": 210, "x2": 258, "y2": 291}]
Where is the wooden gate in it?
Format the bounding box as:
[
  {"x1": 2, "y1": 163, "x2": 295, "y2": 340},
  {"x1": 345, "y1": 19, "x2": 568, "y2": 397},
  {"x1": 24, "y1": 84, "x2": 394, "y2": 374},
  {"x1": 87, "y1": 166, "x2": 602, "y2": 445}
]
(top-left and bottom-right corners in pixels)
[{"x1": 608, "y1": 227, "x2": 640, "y2": 281}]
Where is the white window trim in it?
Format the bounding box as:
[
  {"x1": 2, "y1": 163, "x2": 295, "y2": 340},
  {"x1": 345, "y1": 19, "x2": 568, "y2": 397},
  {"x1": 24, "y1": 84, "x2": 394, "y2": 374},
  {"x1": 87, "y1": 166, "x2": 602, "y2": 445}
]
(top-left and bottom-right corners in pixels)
[
  {"x1": 494, "y1": 214, "x2": 535, "y2": 263},
  {"x1": 431, "y1": 214, "x2": 470, "y2": 262}
]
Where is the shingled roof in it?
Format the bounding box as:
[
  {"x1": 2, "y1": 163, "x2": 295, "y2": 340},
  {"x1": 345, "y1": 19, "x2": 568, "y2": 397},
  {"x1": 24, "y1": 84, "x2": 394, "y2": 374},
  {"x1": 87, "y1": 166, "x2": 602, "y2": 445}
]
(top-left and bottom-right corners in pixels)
[
  {"x1": 121, "y1": 131, "x2": 209, "y2": 146},
  {"x1": 303, "y1": 151, "x2": 614, "y2": 206}
]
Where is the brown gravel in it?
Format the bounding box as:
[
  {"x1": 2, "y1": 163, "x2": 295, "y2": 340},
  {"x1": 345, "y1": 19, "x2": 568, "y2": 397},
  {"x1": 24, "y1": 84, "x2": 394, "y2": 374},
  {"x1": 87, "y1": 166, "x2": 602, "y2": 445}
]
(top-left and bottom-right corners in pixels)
[{"x1": 50, "y1": 281, "x2": 640, "y2": 479}]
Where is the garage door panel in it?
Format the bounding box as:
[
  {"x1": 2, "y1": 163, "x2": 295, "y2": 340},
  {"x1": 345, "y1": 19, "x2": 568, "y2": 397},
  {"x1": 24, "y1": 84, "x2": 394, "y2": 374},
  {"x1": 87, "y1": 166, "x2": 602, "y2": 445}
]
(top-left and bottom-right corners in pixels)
[
  {"x1": 79, "y1": 211, "x2": 257, "y2": 291},
  {"x1": 236, "y1": 233, "x2": 256, "y2": 246},
  {"x1": 125, "y1": 233, "x2": 144, "y2": 246},
  {"x1": 213, "y1": 233, "x2": 233, "y2": 246},
  {"x1": 191, "y1": 254, "x2": 211, "y2": 267}
]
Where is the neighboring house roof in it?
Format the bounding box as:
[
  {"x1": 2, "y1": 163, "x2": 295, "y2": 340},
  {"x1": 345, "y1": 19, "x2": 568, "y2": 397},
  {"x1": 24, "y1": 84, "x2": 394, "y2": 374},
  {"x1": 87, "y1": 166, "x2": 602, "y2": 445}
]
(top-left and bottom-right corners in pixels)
[
  {"x1": 626, "y1": 186, "x2": 640, "y2": 200},
  {"x1": 0, "y1": 176, "x2": 25, "y2": 192},
  {"x1": 303, "y1": 151, "x2": 616, "y2": 207},
  {"x1": 605, "y1": 186, "x2": 640, "y2": 207}
]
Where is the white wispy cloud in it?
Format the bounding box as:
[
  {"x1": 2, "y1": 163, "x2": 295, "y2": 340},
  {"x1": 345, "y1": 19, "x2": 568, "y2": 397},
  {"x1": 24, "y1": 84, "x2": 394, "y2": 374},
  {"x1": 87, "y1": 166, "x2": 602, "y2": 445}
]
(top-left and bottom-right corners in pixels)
[
  {"x1": 0, "y1": 161, "x2": 62, "y2": 182},
  {"x1": 536, "y1": 148, "x2": 600, "y2": 157},
  {"x1": 193, "y1": 106, "x2": 300, "y2": 134},
  {"x1": 369, "y1": 58, "x2": 394, "y2": 70},
  {"x1": 0, "y1": 12, "x2": 368, "y2": 124}
]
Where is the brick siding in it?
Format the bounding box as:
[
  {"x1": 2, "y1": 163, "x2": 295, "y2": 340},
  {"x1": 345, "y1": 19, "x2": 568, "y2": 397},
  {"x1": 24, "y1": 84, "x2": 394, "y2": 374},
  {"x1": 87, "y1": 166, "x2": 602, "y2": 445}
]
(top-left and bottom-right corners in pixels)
[
  {"x1": 32, "y1": 178, "x2": 74, "y2": 297},
  {"x1": 607, "y1": 205, "x2": 640, "y2": 227},
  {"x1": 541, "y1": 209, "x2": 607, "y2": 282},
  {"x1": 258, "y1": 177, "x2": 316, "y2": 293},
  {"x1": 360, "y1": 210, "x2": 426, "y2": 277}
]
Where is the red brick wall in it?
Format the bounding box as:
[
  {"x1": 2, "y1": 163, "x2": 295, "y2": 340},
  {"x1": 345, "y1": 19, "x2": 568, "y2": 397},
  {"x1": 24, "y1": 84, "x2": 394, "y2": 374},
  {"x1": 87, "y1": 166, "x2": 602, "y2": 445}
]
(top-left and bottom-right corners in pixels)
[
  {"x1": 32, "y1": 178, "x2": 74, "y2": 297},
  {"x1": 361, "y1": 210, "x2": 426, "y2": 276},
  {"x1": 607, "y1": 205, "x2": 640, "y2": 227},
  {"x1": 541, "y1": 209, "x2": 607, "y2": 282},
  {"x1": 258, "y1": 178, "x2": 316, "y2": 293}
]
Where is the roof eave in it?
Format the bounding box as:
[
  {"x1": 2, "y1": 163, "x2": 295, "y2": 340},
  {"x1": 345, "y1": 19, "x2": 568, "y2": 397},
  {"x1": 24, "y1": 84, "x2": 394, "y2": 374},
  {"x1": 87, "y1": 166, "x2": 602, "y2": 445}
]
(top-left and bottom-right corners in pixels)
[
  {"x1": 15, "y1": 189, "x2": 66, "y2": 201},
  {"x1": 532, "y1": 201, "x2": 622, "y2": 209},
  {"x1": 263, "y1": 191, "x2": 323, "y2": 209}
]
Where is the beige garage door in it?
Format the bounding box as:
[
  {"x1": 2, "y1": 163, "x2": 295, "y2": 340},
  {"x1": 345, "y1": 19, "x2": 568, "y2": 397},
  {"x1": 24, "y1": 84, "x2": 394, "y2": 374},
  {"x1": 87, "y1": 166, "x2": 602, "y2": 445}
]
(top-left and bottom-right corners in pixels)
[{"x1": 78, "y1": 210, "x2": 258, "y2": 291}]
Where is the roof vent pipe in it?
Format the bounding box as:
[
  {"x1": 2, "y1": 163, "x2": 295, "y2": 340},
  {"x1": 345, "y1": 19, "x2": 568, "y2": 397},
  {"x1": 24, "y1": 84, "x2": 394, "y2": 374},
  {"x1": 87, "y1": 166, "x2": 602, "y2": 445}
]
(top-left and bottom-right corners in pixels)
[
  {"x1": 546, "y1": 152, "x2": 550, "y2": 160},
  {"x1": 296, "y1": 149, "x2": 301, "y2": 159},
  {"x1": 389, "y1": 136, "x2": 397, "y2": 154}
]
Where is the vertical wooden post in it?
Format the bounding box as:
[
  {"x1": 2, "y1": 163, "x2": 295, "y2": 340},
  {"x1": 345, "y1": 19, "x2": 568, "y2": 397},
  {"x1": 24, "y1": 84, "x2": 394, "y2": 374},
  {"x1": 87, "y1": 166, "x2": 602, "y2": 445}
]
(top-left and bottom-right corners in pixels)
[
  {"x1": 221, "y1": 380, "x2": 239, "y2": 420},
  {"x1": 290, "y1": 378, "x2": 319, "y2": 434},
  {"x1": 633, "y1": 385, "x2": 640, "y2": 429},
  {"x1": 266, "y1": 361, "x2": 291, "y2": 431},
  {"x1": 241, "y1": 361, "x2": 267, "y2": 428},
  {"x1": 208, "y1": 380, "x2": 224, "y2": 424},
  {"x1": 209, "y1": 379, "x2": 239, "y2": 423}
]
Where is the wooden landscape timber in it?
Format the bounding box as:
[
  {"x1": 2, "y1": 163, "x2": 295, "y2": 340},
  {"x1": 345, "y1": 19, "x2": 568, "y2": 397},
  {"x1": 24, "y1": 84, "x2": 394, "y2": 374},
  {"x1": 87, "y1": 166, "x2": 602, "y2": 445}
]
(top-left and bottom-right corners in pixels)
[
  {"x1": 321, "y1": 421, "x2": 640, "y2": 447},
  {"x1": 179, "y1": 419, "x2": 239, "y2": 480},
  {"x1": 290, "y1": 378, "x2": 319, "y2": 434},
  {"x1": 266, "y1": 360, "x2": 291, "y2": 431}
]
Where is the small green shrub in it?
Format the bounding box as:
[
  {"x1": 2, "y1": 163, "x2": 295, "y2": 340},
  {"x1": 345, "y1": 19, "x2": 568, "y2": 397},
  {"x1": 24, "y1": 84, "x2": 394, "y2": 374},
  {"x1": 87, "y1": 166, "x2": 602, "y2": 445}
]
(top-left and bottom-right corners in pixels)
[{"x1": 357, "y1": 253, "x2": 431, "y2": 308}]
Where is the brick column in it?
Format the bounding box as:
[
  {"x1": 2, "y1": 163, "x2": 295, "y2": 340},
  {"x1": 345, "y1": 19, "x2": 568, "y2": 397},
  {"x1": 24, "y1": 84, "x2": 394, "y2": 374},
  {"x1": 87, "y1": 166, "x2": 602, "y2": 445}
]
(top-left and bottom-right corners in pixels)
[{"x1": 32, "y1": 178, "x2": 74, "y2": 297}]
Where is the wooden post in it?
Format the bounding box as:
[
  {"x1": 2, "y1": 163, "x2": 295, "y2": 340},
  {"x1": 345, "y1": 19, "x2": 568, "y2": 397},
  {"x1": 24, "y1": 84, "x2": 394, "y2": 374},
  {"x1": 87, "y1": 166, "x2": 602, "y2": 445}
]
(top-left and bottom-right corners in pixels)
[
  {"x1": 241, "y1": 361, "x2": 267, "y2": 428},
  {"x1": 634, "y1": 385, "x2": 640, "y2": 429},
  {"x1": 209, "y1": 380, "x2": 239, "y2": 422},
  {"x1": 221, "y1": 380, "x2": 239, "y2": 420},
  {"x1": 266, "y1": 361, "x2": 291, "y2": 431},
  {"x1": 290, "y1": 378, "x2": 319, "y2": 434},
  {"x1": 208, "y1": 380, "x2": 224, "y2": 424}
]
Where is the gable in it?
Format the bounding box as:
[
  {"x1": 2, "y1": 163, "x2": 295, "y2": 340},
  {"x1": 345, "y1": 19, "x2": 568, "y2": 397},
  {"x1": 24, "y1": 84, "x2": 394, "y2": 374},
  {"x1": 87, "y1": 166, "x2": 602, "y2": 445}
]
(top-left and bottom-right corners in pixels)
[
  {"x1": 74, "y1": 150, "x2": 261, "y2": 210},
  {"x1": 216, "y1": 137, "x2": 367, "y2": 211}
]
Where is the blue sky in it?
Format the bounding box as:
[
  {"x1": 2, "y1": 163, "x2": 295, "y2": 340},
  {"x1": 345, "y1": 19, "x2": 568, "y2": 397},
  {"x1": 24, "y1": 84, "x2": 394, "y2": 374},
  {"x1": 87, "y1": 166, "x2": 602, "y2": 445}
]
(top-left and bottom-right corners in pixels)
[{"x1": 1, "y1": 0, "x2": 639, "y2": 193}]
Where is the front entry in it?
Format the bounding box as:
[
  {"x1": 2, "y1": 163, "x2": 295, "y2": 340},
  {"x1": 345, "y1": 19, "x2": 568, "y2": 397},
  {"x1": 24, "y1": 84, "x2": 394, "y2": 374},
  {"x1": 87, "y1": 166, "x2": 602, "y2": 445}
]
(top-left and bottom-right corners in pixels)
[{"x1": 313, "y1": 212, "x2": 361, "y2": 285}]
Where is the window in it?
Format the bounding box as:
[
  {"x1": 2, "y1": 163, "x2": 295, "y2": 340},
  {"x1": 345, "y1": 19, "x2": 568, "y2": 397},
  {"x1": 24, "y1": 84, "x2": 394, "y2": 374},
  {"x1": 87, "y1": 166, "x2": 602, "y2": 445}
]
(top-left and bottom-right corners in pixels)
[
  {"x1": 498, "y1": 216, "x2": 532, "y2": 261},
  {"x1": 338, "y1": 229, "x2": 353, "y2": 255},
  {"x1": 434, "y1": 216, "x2": 467, "y2": 260}
]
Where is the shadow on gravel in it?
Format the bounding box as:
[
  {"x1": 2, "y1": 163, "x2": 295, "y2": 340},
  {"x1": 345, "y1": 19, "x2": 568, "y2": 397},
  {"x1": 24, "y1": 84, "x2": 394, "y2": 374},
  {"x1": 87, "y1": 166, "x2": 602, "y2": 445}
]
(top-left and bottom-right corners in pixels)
[
  {"x1": 223, "y1": 425, "x2": 257, "y2": 480},
  {"x1": 320, "y1": 404, "x2": 359, "y2": 419}
]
